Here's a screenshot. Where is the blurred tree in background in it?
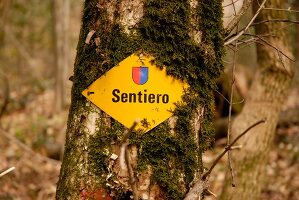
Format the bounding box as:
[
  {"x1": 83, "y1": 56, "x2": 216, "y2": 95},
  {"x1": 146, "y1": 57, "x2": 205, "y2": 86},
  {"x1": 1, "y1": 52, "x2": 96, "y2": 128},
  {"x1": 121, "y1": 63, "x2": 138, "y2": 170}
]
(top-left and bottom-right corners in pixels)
[
  {"x1": 0, "y1": 0, "x2": 81, "y2": 113},
  {"x1": 52, "y1": 0, "x2": 70, "y2": 112},
  {"x1": 221, "y1": 0, "x2": 295, "y2": 199}
]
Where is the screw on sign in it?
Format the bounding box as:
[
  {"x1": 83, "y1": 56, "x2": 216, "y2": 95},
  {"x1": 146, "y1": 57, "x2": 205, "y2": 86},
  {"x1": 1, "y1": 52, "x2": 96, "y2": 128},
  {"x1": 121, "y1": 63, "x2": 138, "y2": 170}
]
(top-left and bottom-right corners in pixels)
[{"x1": 82, "y1": 53, "x2": 189, "y2": 133}]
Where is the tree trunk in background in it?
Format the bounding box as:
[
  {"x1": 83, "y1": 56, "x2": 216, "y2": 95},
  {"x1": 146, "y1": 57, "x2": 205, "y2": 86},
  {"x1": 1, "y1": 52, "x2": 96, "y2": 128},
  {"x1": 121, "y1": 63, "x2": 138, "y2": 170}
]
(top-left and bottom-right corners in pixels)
[
  {"x1": 53, "y1": 0, "x2": 70, "y2": 112},
  {"x1": 294, "y1": 0, "x2": 299, "y2": 82},
  {"x1": 220, "y1": 1, "x2": 294, "y2": 200},
  {"x1": 0, "y1": 0, "x2": 9, "y2": 121},
  {"x1": 0, "y1": 0, "x2": 9, "y2": 53},
  {"x1": 56, "y1": 0, "x2": 224, "y2": 199}
]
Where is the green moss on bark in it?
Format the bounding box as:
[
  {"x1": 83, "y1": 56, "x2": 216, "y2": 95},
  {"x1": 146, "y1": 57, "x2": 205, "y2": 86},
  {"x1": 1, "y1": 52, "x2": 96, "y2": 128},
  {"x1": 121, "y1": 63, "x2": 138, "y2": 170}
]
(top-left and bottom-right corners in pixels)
[{"x1": 130, "y1": 121, "x2": 198, "y2": 199}]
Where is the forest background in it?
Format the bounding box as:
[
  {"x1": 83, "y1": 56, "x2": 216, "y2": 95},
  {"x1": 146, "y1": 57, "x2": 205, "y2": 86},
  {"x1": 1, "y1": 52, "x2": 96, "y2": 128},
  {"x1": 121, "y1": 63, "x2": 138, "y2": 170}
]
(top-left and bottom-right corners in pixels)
[{"x1": 0, "y1": 0, "x2": 299, "y2": 199}]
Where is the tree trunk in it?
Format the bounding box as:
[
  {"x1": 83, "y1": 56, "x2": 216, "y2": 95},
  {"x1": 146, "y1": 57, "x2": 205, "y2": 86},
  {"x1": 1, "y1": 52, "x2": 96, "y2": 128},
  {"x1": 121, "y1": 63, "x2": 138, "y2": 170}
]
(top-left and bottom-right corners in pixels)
[
  {"x1": 56, "y1": 0, "x2": 224, "y2": 199},
  {"x1": 0, "y1": 0, "x2": 9, "y2": 52},
  {"x1": 53, "y1": 0, "x2": 70, "y2": 112},
  {"x1": 220, "y1": 1, "x2": 294, "y2": 200},
  {"x1": 294, "y1": 0, "x2": 299, "y2": 82}
]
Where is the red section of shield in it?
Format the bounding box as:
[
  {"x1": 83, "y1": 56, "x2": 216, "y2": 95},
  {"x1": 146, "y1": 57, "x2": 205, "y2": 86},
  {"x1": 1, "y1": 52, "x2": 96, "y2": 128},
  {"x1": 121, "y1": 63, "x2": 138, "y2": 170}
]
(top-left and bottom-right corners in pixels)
[{"x1": 132, "y1": 67, "x2": 141, "y2": 85}]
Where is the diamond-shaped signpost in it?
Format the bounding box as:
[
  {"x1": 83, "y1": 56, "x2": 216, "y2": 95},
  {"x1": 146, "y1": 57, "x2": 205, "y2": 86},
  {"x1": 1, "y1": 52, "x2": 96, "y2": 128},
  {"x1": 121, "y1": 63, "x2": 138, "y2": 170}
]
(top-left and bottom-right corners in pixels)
[{"x1": 82, "y1": 53, "x2": 189, "y2": 133}]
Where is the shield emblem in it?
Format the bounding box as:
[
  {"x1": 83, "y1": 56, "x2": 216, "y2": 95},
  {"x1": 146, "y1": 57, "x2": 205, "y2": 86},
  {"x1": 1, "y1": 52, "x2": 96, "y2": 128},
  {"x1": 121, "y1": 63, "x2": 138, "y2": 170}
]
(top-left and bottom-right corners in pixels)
[{"x1": 132, "y1": 66, "x2": 149, "y2": 85}]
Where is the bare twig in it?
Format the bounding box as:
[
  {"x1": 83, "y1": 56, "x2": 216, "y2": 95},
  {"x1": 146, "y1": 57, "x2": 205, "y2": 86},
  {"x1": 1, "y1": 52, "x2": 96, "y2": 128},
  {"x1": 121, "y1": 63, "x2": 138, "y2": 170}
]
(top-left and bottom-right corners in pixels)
[
  {"x1": 230, "y1": 145, "x2": 243, "y2": 150},
  {"x1": 207, "y1": 189, "x2": 217, "y2": 198},
  {"x1": 263, "y1": 7, "x2": 299, "y2": 13},
  {"x1": 215, "y1": 90, "x2": 231, "y2": 104},
  {"x1": 244, "y1": 33, "x2": 295, "y2": 62},
  {"x1": 120, "y1": 120, "x2": 138, "y2": 143},
  {"x1": 222, "y1": 58, "x2": 235, "y2": 64},
  {"x1": 202, "y1": 119, "x2": 266, "y2": 180},
  {"x1": 277, "y1": 50, "x2": 294, "y2": 77},
  {"x1": 0, "y1": 167, "x2": 15, "y2": 178},
  {"x1": 225, "y1": 0, "x2": 268, "y2": 46},
  {"x1": 232, "y1": 99, "x2": 245, "y2": 105},
  {"x1": 227, "y1": 33, "x2": 274, "y2": 49},
  {"x1": 225, "y1": 0, "x2": 255, "y2": 34},
  {"x1": 236, "y1": 37, "x2": 259, "y2": 46},
  {"x1": 121, "y1": 121, "x2": 139, "y2": 200},
  {"x1": 226, "y1": 0, "x2": 239, "y2": 186},
  {"x1": 184, "y1": 178, "x2": 208, "y2": 200},
  {"x1": 223, "y1": 0, "x2": 242, "y2": 8},
  {"x1": 184, "y1": 120, "x2": 265, "y2": 200},
  {"x1": 251, "y1": 19, "x2": 299, "y2": 26},
  {"x1": 85, "y1": 30, "x2": 96, "y2": 44},
  {"x1": 231, "y1": 0, "x2": 238, "y2": 17}
]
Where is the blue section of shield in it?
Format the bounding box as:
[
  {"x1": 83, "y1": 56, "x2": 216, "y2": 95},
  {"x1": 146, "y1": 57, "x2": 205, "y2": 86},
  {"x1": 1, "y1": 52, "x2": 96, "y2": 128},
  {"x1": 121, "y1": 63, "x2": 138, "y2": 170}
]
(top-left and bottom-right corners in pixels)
[{"x1": 139, "y1": 67, "x2": 148, "y2": 85}]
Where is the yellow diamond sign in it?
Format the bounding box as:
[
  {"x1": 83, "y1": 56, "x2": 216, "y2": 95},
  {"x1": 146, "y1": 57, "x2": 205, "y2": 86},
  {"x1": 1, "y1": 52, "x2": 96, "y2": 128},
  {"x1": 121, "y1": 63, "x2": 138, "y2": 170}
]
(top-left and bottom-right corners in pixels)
[{"x1": 82, "y1": 53, "x2": 189, "y2": 132}]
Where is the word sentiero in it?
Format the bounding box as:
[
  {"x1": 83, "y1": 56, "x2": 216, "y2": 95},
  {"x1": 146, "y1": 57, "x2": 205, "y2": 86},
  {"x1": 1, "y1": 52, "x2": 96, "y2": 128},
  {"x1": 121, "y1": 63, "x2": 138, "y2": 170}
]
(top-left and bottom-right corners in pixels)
[{"x1": 112, "y1": 89, "x2": 169, "y2": 104}]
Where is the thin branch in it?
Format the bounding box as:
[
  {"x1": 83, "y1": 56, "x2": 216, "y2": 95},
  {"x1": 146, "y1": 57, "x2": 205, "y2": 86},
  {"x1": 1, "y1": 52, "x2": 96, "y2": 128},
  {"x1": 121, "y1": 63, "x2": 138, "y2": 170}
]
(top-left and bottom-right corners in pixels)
[
  {"x1": 244, "y1": 33, "x2": 295, "y2": 62},
  {"x1": 207, "y1": 189, "x2": 217, "y2": 198},
  {"x1": 124, "y1": 146, "x2": 138, "y2": 200},
  {"x1": 120, "y1": 120, "x2": 138, "y2": 143},
  {"x1": 226, "y1": 44, "x2": 237, "y2": 52},
  {"x1": 230, "y1": 145, "x2": 243, "y2": 150},
  {"x1": 277, "y1": 50, "x2": 294, "y2": 77},
  {"x1": 121, "y1": 121, "x2": 138, "y2": 200},
  {"x1": 225, "y1": 0, "x2": 255, "y2": 34},
  {"x1": 226, "y1": 12, "x2": 239, "y2": 186},
  {"x1": 263, "y1": 7, "x2": 299, "y2": 13},
  {"x1": 215, "y1": 90, "x2": 231, "y2": 104},
  {"x1": 184, "y1": 178, "x2": 208, "y2": 200},
  {"x1": 236, "y1": 37, "x2": 259, "y2": 46},
  {"x1": 225, "y1": 0, "x2": 268, "y2": 46},
  {"x1": 231, "y1": 33, "x2": 275, "y2": 50},
  {"x1": 251, "y1": 19, "x2": 299, "y2": 26},
  {"x1": 232, "y1": 99, "x2": 245, "y2": 105},
  {"x1": 222, "y1": 58, "x2": 235, "y2": 64},
  {"x1": 231, "y1": 0, "x2": 238, "y2": 17},
  {"x1": 223, "y1": 0, "x2": 242, "y2": 8},
  {"x1": 215, "y1": 90, "x2": 245, "y2": 106},
  {"x1": 226, "y1": 1, "x2": 239, "y2": 186},
  {"x1": 202, "y1": 119, "x2": 266, "y2": 180},
  {"x1": 227, "y1": 32, "x2": 275, "y2": 41},
  {"x1": 232, "y1": 39, "x2": 259, "y2": 50},
  {"x1": 185, "y1": 120, "x2": 266, "y2": 200},
  {"x1": 0, "y1": 167, "x2": 15, "y2": 178}
]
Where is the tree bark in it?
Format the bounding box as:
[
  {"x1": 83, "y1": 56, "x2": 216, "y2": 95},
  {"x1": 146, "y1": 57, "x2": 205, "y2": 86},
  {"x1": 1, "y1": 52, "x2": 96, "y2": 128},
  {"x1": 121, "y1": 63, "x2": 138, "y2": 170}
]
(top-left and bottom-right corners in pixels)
[
  {"x1": 220, "y1": 1, "x2": 294, "y2": 200},
  {"x1": 53, "y1": 0, "x2": 70, "y2": 112},
  {"x1": 0, "y1": 1, "x2": 10, "y2": 121},
  {"x1": 56, "y1": 0, "x2": 224, "y2": 199},
  {"x1": 0, "y1": 0, "x2": 9, "y2": 52},
  {"x1": 294, "y1": 0, "x2": 299, "y2": 82}
]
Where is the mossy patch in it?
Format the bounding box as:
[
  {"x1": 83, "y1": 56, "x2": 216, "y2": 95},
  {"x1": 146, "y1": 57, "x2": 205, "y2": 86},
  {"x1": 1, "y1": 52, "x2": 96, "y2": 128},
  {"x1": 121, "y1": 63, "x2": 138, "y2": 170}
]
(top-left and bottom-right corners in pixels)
[{"x1": 130, "y1": 121, "x2": 198, "y2": 199}]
